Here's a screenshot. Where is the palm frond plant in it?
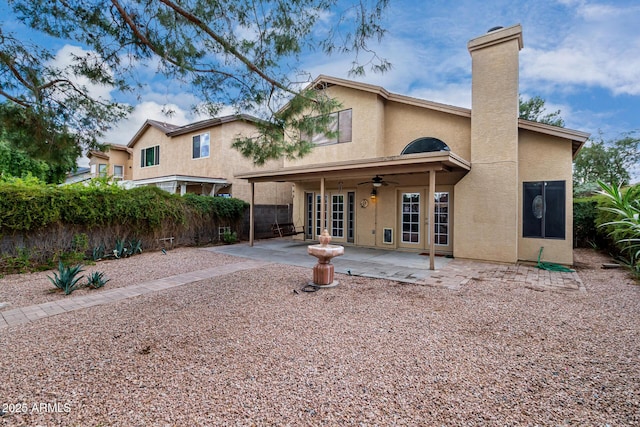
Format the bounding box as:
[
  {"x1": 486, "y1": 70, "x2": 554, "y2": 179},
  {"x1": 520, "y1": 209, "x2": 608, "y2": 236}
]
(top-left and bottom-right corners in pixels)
[{"x1": 597, "y1": 181, "x2": 640, "y2": 276}]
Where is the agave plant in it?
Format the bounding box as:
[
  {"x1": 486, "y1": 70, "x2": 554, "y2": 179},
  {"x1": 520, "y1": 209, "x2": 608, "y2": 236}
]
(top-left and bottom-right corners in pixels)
[
  {"x1": 48, "y1": 261, "x2": 85, "y2": 295},
  {"x1": 86, "y1": 271, "x2": 110, "y2": 289},
  {"x1": 128, "y1": 238, "x2": 143, "y2": 256},
  {"x1": 113, "y1": 239, "x2": 128, "y2": 258},
  {"x1": 92, "y1": 244, "x2": 105, "y2": 261}
]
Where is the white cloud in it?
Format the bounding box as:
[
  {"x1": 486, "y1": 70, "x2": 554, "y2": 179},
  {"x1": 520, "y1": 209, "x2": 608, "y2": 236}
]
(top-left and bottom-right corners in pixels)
[
  {"x1": 102, "y1": 101, "x2": 202, "y2": 146},
  {"x1": 521, "y1": 2, "x2": 640, "y2": 96},
  {"x1": 49, "y1": 44, "x2": 115, "y2": 101}
]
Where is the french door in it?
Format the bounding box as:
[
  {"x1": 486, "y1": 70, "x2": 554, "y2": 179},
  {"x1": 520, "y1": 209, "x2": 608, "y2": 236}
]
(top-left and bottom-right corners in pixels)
[
  {"x1": 398, "y1": 190, "x2": 451, "y2": 252},
  {"x1": 305, "y1": 191, "x2": 355, "y2": 242},
  {"x1": 400, "y1": 192, "x2": 421, "y2": 246}
]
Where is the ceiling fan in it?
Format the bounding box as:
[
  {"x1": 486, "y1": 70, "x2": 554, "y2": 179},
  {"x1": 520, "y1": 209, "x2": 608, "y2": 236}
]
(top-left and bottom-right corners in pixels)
[{"x1": 357, "y1": 175, "x2": 398, "y2": 187}]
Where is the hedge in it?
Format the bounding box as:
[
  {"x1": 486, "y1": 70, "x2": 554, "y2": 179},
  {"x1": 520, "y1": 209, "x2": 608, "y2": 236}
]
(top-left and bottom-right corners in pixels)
[{"x1": 0, "y1": 180, "x2": 248, "y2": 273}]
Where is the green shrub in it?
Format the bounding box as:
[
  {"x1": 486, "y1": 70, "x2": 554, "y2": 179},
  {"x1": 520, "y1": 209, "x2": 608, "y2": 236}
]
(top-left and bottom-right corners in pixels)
[
  {"x1": 573, "y1": 197, "x2": 600, "y2": 248},
  {"x1": 86, "y1": 271, "x2": 110, "y2": 289},
  {"x1": 48, "y1": 261, "x2": 85, "y2": 295},
  {"x1": 222, "y1": 230, "x2": 238, "y2": 244},
  {"x1": 0, "y1": 182, "x2": 187, "y2": 232},
  {"x1": 0, "y1": 180, "x2": 249, "y2": 273},
  {"x1": 1, "y1": 248, "x2": 32, "y2": 274},
  {"x1": 183, "y1": 193, "x2": 248, "y2": 219}
]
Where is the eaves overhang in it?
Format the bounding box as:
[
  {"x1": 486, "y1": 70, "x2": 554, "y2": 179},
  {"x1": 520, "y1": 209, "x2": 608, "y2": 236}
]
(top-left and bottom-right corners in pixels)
[
  {"x1": 518, "y1": 119, "x2": 590, "y2": 158},
  {"x1": 235, "y1": 151, "x2": 470, "y2": 183},
  {"x1": 132, "y1": 175, "x2": 228, "y2": 186}
]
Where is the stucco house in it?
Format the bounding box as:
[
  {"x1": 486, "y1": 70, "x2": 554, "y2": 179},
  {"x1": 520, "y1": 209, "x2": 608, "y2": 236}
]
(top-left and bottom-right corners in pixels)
[
  {"x1": 88, "y1": 116, "x2": 293, "y2": 204},
  {"x1": 87, "y1": 144, "x2": 134, "y2": 181},
  {"x1": 121, "y1": 115, "x2": 292, "y2": 207},
  {"x1": 86, "y1": 115, "x2": 294, "y2": 237},
  {"x1": 236, "y1": 24, "x2": 590, "y2": 267}
]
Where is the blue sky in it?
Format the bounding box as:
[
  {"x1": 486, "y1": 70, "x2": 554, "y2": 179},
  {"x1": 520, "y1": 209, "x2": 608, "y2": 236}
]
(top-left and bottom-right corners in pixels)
[{"x1": 3, "y1": 0, "x2": 639, "y2": 159}]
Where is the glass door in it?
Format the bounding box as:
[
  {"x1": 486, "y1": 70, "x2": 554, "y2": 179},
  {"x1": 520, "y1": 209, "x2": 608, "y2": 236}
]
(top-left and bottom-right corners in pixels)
[
  {"x1": 400, "y1": 192, "x2": 421, "y2": 248},
  {"x1": 433, "y1": 192, "x2": 449, "y2": 246},
  {"x1": 331, "y1": 194, "x2": 345, "y2": 239}
]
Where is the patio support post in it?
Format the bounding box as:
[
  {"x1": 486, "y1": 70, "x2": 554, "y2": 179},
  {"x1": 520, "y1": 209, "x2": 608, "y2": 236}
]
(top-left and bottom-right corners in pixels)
[
  {"x1": 320, "y1": 177, "x2": 326, "y2": 236},
  {"x1": 249, "y1": 182, "x2": 255, "y2": 246},
  {"x1": 429, "y1": 170, "x2": 436, "y2": 270}
]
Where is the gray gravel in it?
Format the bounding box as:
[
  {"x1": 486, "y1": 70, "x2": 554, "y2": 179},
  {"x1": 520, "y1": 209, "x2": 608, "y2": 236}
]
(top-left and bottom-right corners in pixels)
[{"x1": 1, "y1": 247, "x2": 639, "y2": 426}]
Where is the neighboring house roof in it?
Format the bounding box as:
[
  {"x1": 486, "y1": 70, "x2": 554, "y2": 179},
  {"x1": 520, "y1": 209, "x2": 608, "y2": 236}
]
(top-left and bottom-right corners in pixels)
[
  {"x1": 64, "y1": 167, "x2": 92, "y2": 184},
  {"x1": 166, "y1": 114, "x2": 265, "y2": 137},
  {"x1": 146, "y1": 119, "x2": 181, "y2": 133},
  {"x1": 106, "y1": 144, "x2": 133, "y2": 154},
  {"x1": 133, "y1": 175, "x2": 231, "y2": 188},
  {"x1": 87, "y1": 150, "x2": 109, "y2": 160},
  {"x1": 127, "y1": 114, "x2": 264, "y2": 148},
  {"x1": 310, "y1": 74, "x2": 589, "y2": 156},
  {"x1": 126, "y1": 119, "x2": 181, "y2": 148},
  {"x1": 132, "y1": 174, "x2": 228, "y2": 186},
  {"x1": 87, "y1": 144, "x2": 133, "y2": 160}
]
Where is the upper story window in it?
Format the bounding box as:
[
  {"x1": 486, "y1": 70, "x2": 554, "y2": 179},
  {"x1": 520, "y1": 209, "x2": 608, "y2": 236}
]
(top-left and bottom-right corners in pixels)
[
  {"x1": 303, "y1": 109, "x2": 353, "y2": 145},
  {"x1": 193, "y1": 133, "x2": 210, "y2": 159},
  {"x1": 141, "y1": 145, "x2": 160, "y2": 167},
  {"x1": 98, "y1": 164, "x2": 107, "y2": 177},
  {"x1": 113, "y1": 165, "x2": 124, "y2": 179},
  {"x1": 523, "y1": 180, "x2": 566, "y2": 239}
]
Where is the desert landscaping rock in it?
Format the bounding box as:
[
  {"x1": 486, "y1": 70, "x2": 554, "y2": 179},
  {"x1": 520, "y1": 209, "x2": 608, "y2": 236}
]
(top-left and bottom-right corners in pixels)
[{"x1": 0, "y1": 247, "x2": 638, "y2": 425}]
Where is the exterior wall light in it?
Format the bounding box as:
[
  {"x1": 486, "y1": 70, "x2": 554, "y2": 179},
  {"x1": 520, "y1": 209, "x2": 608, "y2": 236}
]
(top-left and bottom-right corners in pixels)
[{"x1": 370, "y1": 188, "x2": 377, "y2": 199}]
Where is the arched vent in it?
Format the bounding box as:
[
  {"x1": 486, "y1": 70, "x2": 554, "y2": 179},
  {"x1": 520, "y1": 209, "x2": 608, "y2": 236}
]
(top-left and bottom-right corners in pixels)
[{"x1": 401, "y1": 137, "x2": 450, "y2": 155}]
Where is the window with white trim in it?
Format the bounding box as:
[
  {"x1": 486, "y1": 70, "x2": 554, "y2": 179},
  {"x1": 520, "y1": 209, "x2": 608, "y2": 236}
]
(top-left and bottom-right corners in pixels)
[
  {"x1": 98, "y1": 164, "x2": 107, "y2": 177},
  {"x1": 192, "y1": 133, "x2": 210, "y2": 159},
  {"x1": 113, "y1": 165, "x2": 124, "y2": 179},
  {"x1": 141, "y1": 146, "x2": 160, "y2": 167}
]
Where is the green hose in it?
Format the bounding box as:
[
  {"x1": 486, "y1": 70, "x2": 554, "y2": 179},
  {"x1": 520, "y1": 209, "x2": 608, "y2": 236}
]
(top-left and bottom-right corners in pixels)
[{"x1": 536, "y1": 247, "x2": 575, "y2": 272}]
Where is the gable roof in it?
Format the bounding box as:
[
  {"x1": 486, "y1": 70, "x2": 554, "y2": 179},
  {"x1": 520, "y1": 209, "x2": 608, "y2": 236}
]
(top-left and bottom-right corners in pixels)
[
  {"x1": 87, "y1": 150, "x2": 109, "y2": 160},
  {"x1": 312, "y1": 75, "x2": 471, "y2": 118},
  {"x1": 518, "y1": 119, "x2": 590, "y2": 158},
  {"x1": 126, "y1": 119, "x2": 180, "y2": 148},
  {"x1": 166, "y1": 114, "x2": 264, "y2": 137},
  {"x1": 127, "y1": 114, "x2": 264, "y2": 148},
  {"x1": 310, "y1": 75, "x2": 590, "y2": 156},
  {"x1": 87, "y1": 144, "x2": 132, "y2": 160}
]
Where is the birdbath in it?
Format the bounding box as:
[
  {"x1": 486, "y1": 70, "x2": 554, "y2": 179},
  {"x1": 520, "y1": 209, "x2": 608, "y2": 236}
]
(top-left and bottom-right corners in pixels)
[{"x1": 307, "y1": 229, "x2": 344, "y2": 287}]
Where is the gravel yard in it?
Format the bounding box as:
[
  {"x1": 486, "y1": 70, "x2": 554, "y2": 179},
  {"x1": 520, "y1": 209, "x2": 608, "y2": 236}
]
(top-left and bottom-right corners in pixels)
[{"x1": 1, "y1": 247, "x2": 639, "y2": 426}]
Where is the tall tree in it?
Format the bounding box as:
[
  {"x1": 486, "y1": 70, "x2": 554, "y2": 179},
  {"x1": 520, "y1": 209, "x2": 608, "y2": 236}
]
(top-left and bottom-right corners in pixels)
[
  {"x1": 6, "y1": 0, "x2": 391, "y2": 164},
  {"x1": 0, "y1": 30, "x2": 131, "y2": 168},
  {"x1": 574, "y1": 132, "x2": 640, "y2": 188},
  {"x1": 519, "y1": 95, "x2": 565, "y2": 127}
]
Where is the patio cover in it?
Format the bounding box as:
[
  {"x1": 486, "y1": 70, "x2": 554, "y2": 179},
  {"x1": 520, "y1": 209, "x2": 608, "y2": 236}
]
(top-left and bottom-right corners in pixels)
[{"x1": 236, "y1": 151, "x2": 471, "y2": 270}]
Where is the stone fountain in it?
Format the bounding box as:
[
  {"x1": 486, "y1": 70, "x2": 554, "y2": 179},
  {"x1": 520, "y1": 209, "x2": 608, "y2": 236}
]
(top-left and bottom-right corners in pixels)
[{"x1": 307, "y1": 229, "x2": 344, "y2": 287}]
